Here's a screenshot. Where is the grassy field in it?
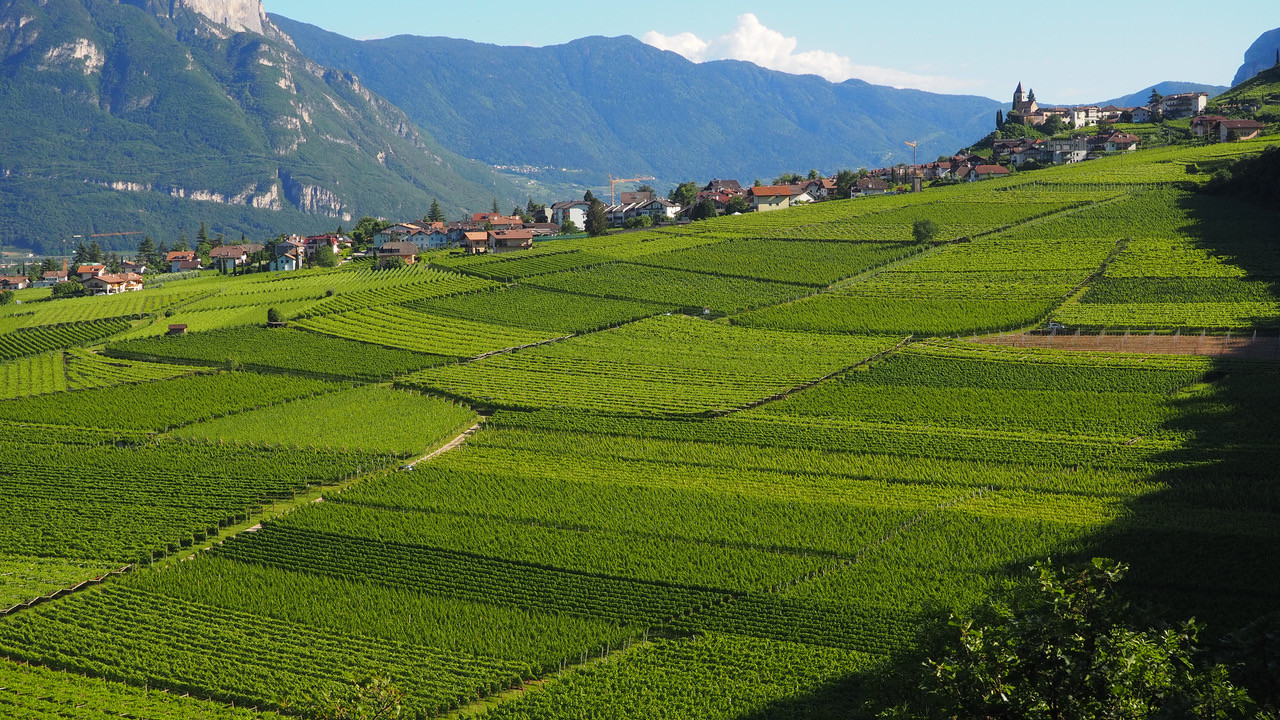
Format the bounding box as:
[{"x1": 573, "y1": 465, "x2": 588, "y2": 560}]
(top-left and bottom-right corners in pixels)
[{"x1": 0, "y1": 137, "x2": 1277, "y2": 718}]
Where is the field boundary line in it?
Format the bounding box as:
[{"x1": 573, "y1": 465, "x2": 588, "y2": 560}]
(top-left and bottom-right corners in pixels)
[
  {"x1": 713, "y1": 335, "x2": 913, "y2": 417},
  {"x1": 0, "y1": 565, "x2": 133, "y2": 617}
]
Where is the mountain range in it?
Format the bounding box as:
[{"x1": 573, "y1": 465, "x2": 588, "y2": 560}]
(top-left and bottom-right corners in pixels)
[
  {"x1": 270, "y1": 17, "x2": 1004, "y2": 188},
  {"x1": 0, "y1": 0, "x2": 522, "y2": 253}
]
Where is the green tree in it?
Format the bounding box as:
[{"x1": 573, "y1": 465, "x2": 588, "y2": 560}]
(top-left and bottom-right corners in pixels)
[
  {"x1": 835, "y1": 169, "x2": 858, "y2": 199},
  {"x1": 350, "y1": 217, "x2": 392, "y2": 249},
  {"x1": 490, "y1": 198, "x2": 501, "y2": 214},
  {"x1": 105, "y1": 253, "x2": 122, "y2": 274},
  {"x1": 774, "y1": 172, "x2": 803, "y2": 185},
  {"x1": 74, "y1": 242, "x2": 88, "y2": 264},
  {"x1": 172, "y1": 233, "x2": 190, "y2": 252},
  {"x1": 313, "y1": 245, "x2": 338, "y2": 268},
  {"x1": 691, "y1": 198, "x2": 717, "y2": 221},
  {"x1": 0, "y1": 290, "x2": 12, "y2": 306},
  {"x1": 583, "y1": 189, "x2": 597, "y2": 203},
  {"x1": 87, "y1": 240, "x2": 104, "y2": 263},
  {"x1": 668, "y1": 182, "x2": 699, "y2": 208},
  {"x1": 622, "y1": 215, "x2": 653, "y2": 229},
  {"x1": 912, "y1": 218, "x2": 940, "y2": 243},
  {"x1": 266, "y1": 307, "x2": 281, "y2": 324},
  {"x1": 878, "y1": 559, "x2": 1259, "y2": 720},
  {"x1": 585, "y1": 199, "x2": 610, "y2": 237},
  {"x1": 725, "y1": 195, "x2": 752, "y2": 214},
  {"x1": 997, "y1": 109, "x2": 1005, "y2": 129},
  {"x1": 427, "y1": 199, "x2": 445, "y2": 223},
  {"x1": 156, "y1": 242, "x2": 169, "y2": 267},
  {"x1": 137, "y1": 236, "x2": 156, "y2": 267},
  {"x1": 807, "y1": 169, "x2": 821, "y2": 180},
  {"x1": 559, "y1": 219, "x2": 580, "y2": 234},
  {"x1": 312, "y1": 675, "x2": 407, "y2": 720},
  {"x1": 52, "y1": 280, "x2": 84, "y2": 299},
  {"x1": 39, "y1": 257, "x2": 58, "y2": 273},
  {"x1": 196, "y1": 222, "x2": 210, "y2": 247},
  {"x1": 1149, "y1": 89, "x2": 1165, "y2": 108}
]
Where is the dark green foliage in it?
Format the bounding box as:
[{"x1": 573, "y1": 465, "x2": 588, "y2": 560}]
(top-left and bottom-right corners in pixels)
[
  {"x1": 875, "y1": 560, "x2": 1259, "y2": 719},
  {"x1": 266, "y1": 307, "x2": 281, "y2": 324},
  {"x1": 585, "y1": 199, "x2": 609, "y2": 237},
  {"x1": 313, "y1": 245, "x2": 337, "y2": 268},
  {"x1": 691, "y1": 198, "x2": 718, "y2": 221},
  {"x1": 912, "y1": 218, "x2": 940, "y2": 243},
  {"x1": 1203, "y1": 145, "x2": 1280, "y2": 211}
]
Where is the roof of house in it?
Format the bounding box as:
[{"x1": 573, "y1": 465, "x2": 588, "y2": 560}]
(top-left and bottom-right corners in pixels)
[
  {"x1": 749, "y1": 185, "x2": 800, "y2": 197},
  {"x1": 86, "y1": 273, "x2": 143, "y2": 285},
  {"x1": 0, "y1": 276, "x2": 27, "y2": 284},
  {"x1": 975, "y1": 165, "x2": 1011, "y2": 175},
  {"x1": 167, "y1": 251, "x2": 197, "y2": 262},
  {"x1": 43, "y1": 271, "x2": 67, "y2": 279},
  {"x1": 551, "y1": 200, "x2": 590, "y2": 210},
  {"x1": 491, "y1": 229, "x2": 535, "y2": 242},
  {"x1": 378, "y1": 241, "x2": 419, "y2": 255},
  {"x1": 462, "y1": 231, "x2": 489, "y2": 242},
  {"x1": 1220, "y1": 119, "x2": 1266, "y2": 129},
  {"x1": 76, "y1": 264, "x2": 104, "y2": 273},
  {"x1": 856, "y1": 177, "x2": 889, "y2": 190},
  {"x1": 1104, "y1": 132, "x2": 1141, "y2": 144},
  {"x1": 174, "y1": 260, "x2": 202, "y2": 270},
  {"x1": 210, "y1": 245, "x2": 250, "y2": 259}
]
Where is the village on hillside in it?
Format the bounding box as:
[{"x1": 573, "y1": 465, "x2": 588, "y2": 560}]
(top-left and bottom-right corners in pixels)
[{"x1": 1, "y1": 78, "x2": 1271, "y2": 300}]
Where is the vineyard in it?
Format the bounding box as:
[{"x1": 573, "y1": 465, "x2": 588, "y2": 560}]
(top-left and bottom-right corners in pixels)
[{"x1": 1, "y1": 137, "x2": 1278, "y2": 718}]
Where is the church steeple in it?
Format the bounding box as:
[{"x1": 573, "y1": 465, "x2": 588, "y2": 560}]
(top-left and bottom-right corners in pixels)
[{"x1": 1015, "y1": 82, "x2": 1025, "y2": 105}]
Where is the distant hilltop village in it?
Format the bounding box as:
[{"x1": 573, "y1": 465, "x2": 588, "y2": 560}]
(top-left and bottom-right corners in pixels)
[{"x1": 1005, "y1": 81, "x2": 1209, "y2": 128}]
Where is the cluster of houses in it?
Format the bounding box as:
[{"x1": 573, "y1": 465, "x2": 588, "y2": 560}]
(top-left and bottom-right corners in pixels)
[
  {"x1": 988, "y1": 130, "x2": 1143, "y2": 167},
  {"x1": 370, "y1": 213, "x2": 564, "y2": 262},
  {"x1": 1007, "y1": 82, "x2": 1212, "y2": 127},
  {"x1": 168, "y1": 234, "x2": 348, "y2": 274},
  {"x1": 8, "y1": 263, "x2": 148, "y2": 295},
  {"x1": 1190, "y1": 115, "x2": 1267, "y2": 142}
]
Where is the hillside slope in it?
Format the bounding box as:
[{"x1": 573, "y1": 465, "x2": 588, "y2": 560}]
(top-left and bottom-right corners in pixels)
[
  {"x1": 271, "y1": 16, "x2": 1002, "y2": 186},
  {"x1": 0, "y1": 0, "x2": 522, "y2": 252},
  {"x1": 1095, "y1": 81, "x2": 1228, "y2": 108}
]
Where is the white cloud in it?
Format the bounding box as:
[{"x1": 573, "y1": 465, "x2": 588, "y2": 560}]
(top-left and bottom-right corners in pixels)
[{"x1": 643, "y1": 14, "x2": 970, "y2": 93}]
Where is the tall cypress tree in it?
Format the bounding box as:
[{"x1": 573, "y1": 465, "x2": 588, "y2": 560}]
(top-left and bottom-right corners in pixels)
[{"x1": 585, "y1": 199, "x2": 609, "y2": 237}]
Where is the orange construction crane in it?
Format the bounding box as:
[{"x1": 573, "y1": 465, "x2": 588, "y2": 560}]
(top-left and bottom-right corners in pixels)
[{"x1": 609, "y1": 175, "x2": 656, "y2": 206}]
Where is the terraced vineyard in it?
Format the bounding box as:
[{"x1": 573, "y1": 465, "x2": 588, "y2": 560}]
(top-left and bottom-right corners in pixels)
[{"x1": 2, "y1": 137, "x2": 1278, "y2": 719}]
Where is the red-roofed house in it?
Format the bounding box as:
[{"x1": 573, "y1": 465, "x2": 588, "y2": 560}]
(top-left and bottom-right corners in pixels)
[
  {"x1": 166, "y1": 251, "x2": 199, "y2": 273},
  {"x1": 83, "y1": 273, "x2": 143, "y2": 295},
  {"x1": 77, "y1": 264, "x2": 106, "y2": 281},
  {"x1": 0, "y1": 276, "x2": 29, "y2": 291},
  {"x1": 1191, "y1": 115, "x2": 1230, "y2": 138},
  {"x1": 972, "y1": 165, "x2": 1012, "y2": 181},
  {"x1": 489, "y1": 229, "x2": 535, "y2": 254},
  {"x1": 749, "y1": 185, "x2": 802, "y2": 212},
  {"x1": 462, "y1": 231, "x2": 490, "y2": 254}
]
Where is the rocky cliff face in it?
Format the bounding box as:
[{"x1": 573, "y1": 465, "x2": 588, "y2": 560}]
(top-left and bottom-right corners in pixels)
[
  {"x1": 1233, "y1": 27, "x2": 1280, "y2": 87},
  {"x1": 171, "y1": 0, "x2": 264, "y2": 34}
]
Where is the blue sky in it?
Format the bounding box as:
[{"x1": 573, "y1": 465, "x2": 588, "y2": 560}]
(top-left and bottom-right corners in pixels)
[{"x1": 263, "y1": 1, "x2": 1279, "y2": 103}]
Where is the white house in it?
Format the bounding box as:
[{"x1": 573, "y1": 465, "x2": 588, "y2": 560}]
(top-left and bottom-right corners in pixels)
[
  {"x1": 637, "y1": 198, "x2": 681, "y2": 221},
  {"x1": 1131, "y1": 106, "x2": 1155, "y2": 123},
  {"x1": 550, "y1": 201, "x2": 590, "y2": 229}
]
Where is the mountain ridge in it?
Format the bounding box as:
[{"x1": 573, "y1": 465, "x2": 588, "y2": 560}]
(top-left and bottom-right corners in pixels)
[
  {"x1": 0, "y1": 0, "x2": 522, "y2": 252},
  {"x1": 1233, "y1": 27, "x2": 1280, "y2": 86},
  {"x1": 270, "y1": 16, "x2": 1003, "y2": 185}
]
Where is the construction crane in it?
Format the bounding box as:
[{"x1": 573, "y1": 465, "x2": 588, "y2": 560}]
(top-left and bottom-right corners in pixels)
[
  {"x1": 609, "y1": 175, "x2": 656, "y2": 206},
  {"x1": 89, "y1": 231, "x2": 142, "y2": 238},
  {"x1": 904, "y1": 140, "x2": 919, "y2": 172}
]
